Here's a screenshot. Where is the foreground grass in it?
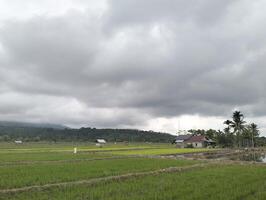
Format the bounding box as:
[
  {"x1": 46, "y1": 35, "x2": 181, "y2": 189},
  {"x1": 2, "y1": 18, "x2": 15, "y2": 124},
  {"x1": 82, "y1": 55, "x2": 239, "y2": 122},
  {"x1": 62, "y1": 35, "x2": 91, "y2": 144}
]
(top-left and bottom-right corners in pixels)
[
  {"x1": 2, "y1": 165, "x2": 266, "y2": 200},
  {"x1": 0, "y1": 157, "x2": 196, "y2": 189}
]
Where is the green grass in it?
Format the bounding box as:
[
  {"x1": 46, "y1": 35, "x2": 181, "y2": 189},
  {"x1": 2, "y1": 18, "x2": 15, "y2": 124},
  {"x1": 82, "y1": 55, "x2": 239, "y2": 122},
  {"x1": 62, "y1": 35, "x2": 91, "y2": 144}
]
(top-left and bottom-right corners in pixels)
[
  {"x1": 0, "y1": 142, "x2": 172, "y2": 149},
  {"x1": 0, "y1": 143, "x2": 213, "y2": 164},
  {"x1": 0, "y1": 151, "x2": 115, "y2": 163},
  {"x1": 109, "y1": 148, "x2": 214, "y2": 156},
  {"x1": 0, "y1": 142, "x2": 265, "y2": 200},
  {"x1": 0, "y1": 142, "x2": 172, "y2": 154},
  {"x1": 2, "y1": 165, "x2": 265, "y2": 200},
  {"x1": 0, "y1": 157, "x2": 197, "y2": 189}
]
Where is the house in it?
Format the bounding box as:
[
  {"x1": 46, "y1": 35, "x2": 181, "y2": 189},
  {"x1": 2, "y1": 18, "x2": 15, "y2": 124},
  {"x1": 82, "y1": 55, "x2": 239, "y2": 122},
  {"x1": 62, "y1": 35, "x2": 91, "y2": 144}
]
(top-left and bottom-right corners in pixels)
[
  {"x1": 14, "y1": 140, "x2": 23, "y2": 144},
  {"x1": 173, "y1": 134, "x2": 193, "y2": 148},
  {"x1": 95, "y1": 139, "x2": 106, "y2": 146},
  {"x1": 185, "y1": 135, "x2": 209, "y2": 148},
  {"x1": 173, "y1": 134, "x2": 215, "y2": 148}
]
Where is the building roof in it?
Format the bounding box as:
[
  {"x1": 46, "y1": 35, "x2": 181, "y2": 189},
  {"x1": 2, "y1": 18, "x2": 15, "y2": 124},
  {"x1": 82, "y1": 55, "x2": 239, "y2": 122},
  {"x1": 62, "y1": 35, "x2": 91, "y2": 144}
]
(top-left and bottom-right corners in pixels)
[
  {"x1": 207, "y1": 138, "x2": 216, "y2": 143},
  {"x1": 185, "y1": 135, "x2": 207, "y2": 143},
  {"x1": 175, "y1": 134, "x2": 193, "y2": 141},
  {"x1": 96, "y1": 139, "x2": 106, "y2": 144}
]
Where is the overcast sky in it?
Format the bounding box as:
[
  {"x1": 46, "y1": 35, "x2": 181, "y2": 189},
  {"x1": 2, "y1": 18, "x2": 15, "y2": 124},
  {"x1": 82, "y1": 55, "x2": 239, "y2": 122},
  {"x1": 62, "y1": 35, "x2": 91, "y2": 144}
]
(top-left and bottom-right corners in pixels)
[{"x1": 0, "y1": 0, "x2": 266, "y2": 135}]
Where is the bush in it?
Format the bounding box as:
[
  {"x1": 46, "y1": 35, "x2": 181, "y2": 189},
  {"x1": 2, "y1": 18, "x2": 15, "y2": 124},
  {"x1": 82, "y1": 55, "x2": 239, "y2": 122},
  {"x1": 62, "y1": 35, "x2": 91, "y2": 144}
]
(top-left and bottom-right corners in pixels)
[{"x1": 185, "y1": 144, "x2": 194, "y2": 148}]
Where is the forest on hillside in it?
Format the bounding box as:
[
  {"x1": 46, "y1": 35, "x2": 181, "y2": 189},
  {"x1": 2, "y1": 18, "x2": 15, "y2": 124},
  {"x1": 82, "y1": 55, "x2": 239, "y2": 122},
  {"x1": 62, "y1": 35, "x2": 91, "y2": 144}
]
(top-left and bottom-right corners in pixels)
[{"x1": 0, "y1": 126, "x2": 175, "y2": 143}]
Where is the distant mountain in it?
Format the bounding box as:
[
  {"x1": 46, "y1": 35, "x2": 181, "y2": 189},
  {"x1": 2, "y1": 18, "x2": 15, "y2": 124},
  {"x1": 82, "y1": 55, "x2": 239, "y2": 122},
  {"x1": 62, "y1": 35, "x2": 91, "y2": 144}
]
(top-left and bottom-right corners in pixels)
[
  {"x1": 0, "y1": 121, "x2": 68, "y2": 130},
  {"x1": 0, "y1": 123, "x2": 175, "y2": 143}
]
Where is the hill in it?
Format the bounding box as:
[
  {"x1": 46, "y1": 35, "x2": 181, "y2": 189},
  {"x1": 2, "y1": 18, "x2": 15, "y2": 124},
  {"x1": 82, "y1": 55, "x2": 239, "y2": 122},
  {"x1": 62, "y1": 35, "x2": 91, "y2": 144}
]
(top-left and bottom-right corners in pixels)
[
  {"x1": 0, "y1": 121, "x2": 67, "y2": 129},
  {"x1": 0, "y1": 122, "x2": 175, "y2": 143}
]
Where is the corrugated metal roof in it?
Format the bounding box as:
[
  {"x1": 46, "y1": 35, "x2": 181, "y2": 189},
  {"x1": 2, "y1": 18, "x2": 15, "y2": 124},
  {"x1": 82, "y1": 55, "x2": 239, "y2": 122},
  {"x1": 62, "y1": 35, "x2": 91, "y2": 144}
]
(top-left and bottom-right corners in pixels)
[
  {"x1": 175, "y1": 134, "x2": 192, "y2": 141},
  {"x1": 185, "y1": 135, "x2": 206, "y2": 143},
  {"x1": 96, "y1": 139, "x2": 106, "y2": 143}
]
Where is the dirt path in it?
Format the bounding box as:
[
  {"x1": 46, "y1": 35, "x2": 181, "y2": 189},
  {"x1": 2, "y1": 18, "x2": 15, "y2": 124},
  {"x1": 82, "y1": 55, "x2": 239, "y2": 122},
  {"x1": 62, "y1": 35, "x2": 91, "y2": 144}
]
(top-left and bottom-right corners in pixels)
[
  {"x1": 0, "y1": 155, "x2": 139, "y2": 166},
  {"x1": 0, "y1": 162, "x2": 212, "y2": 194}
]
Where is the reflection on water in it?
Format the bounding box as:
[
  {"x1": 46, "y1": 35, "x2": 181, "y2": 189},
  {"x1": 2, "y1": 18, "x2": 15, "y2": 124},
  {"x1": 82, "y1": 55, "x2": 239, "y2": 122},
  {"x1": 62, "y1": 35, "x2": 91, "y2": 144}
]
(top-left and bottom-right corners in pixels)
[
  {"x1": 230, "y1": 152, "x2": 266, "y2": 163},
  {"x1": 179, "y1": 150, "x2": 266, "y2": 163},
  {"x1": 171, "y1": 149, "x2": 266, "y2": 164}
]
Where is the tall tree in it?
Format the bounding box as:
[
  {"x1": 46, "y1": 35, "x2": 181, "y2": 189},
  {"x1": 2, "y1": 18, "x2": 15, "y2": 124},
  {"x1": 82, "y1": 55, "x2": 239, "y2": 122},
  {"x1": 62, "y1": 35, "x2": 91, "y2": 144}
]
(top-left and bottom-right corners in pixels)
[
  {"x1": 225, "y1": 111, "x2": 246, "y2": 147},
  {"x1": 224, "y1": 120, "x2": 233, "y2": 127},
  {"x1": 232, "y1": 111, "x2": 246, "y2": 147},
  {"x1": 223, "y1": 119, "x2": 234, "y2": 147},
  {"x1": 248, "y1": 123, "x2": 259, "y2": 148}
]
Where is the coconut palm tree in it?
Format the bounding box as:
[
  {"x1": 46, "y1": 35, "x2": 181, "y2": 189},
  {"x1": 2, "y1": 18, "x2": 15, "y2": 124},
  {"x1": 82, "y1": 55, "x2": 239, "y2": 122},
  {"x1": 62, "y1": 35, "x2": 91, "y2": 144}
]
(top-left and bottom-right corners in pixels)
[
  {"x1": 227, "y1": 111, "x2": 246, "y2": 147},
  {"x1": 223, "y1": 119, "x2": 233, "y2": 127},
  {"x1": 223, "y1": 119, "x2": 234, "y2": 147},
  {"x1": 249, "y1": 123, "x2": 259, "y2": 148}
]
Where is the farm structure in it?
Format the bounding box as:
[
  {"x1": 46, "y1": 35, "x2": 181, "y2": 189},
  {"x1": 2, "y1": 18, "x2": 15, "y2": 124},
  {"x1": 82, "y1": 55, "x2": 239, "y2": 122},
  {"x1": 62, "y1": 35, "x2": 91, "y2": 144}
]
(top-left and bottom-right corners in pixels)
[
  {"x1": 174, "y1": 135, "x2": 215, "y2": 148},
  {"x1": 95, "y1": 139, "x2": 107, "y2": 146}
]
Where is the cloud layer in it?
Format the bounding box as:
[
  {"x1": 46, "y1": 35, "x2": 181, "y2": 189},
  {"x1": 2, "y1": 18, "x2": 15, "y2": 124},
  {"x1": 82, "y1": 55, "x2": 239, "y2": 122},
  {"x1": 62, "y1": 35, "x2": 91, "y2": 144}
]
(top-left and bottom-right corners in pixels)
[{"x1": 0, "y1": 0, "x2": 266, "y2": 134}]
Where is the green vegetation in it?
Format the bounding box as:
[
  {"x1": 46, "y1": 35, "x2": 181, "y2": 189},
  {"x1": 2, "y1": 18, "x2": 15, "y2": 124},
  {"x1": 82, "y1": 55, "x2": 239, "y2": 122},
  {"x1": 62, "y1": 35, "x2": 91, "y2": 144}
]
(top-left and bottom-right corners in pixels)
[
  {"x1": 0, "y1": 157, "x2": 196, "y2": 189},
  {"x1": 0, "y1": 142, "x2": 265, "y2": 200},
  {"x1": 1, "y1": 165, "x2": 266, "y2": 200},
  {"x1": 0, "y1": 142, "x2": 171, "y2": 150},
  {"x1": 188, "y1": 111, "x2": 265, "y2": 148},
  {"x1": 0, "y1": 126, "x2": 174, "y2": 143},
  {"x1": 0, "y1": 142, "x2": 173, "y2": 163},
  {"x1": 108, "y1": 148, "x2": 213, "y2": 156},
  {"x1": 0, "y1": 151, "x2": 114, "y2": 163}
]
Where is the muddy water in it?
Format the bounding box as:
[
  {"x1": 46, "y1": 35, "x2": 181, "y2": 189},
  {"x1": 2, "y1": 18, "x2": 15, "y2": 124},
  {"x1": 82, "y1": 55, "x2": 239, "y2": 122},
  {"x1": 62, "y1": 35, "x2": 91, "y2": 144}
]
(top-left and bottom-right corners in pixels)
[
  {"x1": 173, "y1": 150, "x2": 266, "y2": 163},
  {"x1": 229, "y1": 152, "x2": 266, "y2": 162}
]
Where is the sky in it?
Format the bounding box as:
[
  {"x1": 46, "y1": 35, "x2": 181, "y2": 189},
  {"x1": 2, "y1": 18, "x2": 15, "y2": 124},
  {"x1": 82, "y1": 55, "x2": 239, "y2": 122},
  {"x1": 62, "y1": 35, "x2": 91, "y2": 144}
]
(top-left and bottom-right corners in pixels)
[{"x1": 0, "y1": 0, "x2": 266, "y2": 135}]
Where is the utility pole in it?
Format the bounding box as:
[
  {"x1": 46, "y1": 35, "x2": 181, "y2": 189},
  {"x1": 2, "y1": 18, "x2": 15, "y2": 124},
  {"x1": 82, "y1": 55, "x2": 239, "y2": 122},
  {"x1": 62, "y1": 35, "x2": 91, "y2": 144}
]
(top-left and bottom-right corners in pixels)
[{"x1": 177, "y1": 119, "x2": 181, "y2": 135}]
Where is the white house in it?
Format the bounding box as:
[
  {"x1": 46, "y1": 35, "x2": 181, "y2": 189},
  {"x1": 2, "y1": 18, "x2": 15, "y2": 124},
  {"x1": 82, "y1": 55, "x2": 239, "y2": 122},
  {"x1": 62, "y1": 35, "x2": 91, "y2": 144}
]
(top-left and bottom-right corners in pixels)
[
  {"x1": 14, "y1": 140, "x2": 23, "y2": 144},
  {"x1": 95, "y1": 139, "x2": 106, "y2": 146}
]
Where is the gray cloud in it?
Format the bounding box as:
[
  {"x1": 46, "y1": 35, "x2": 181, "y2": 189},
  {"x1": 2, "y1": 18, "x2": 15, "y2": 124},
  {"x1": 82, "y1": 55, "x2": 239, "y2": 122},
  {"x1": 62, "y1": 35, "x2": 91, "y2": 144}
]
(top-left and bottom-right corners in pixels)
[
  {"x1": 0, "y1": 0, "x2": 266, "y2": 132},
  {"x1": 105, "y1": 0, "x2": 236, "y2": 28}
]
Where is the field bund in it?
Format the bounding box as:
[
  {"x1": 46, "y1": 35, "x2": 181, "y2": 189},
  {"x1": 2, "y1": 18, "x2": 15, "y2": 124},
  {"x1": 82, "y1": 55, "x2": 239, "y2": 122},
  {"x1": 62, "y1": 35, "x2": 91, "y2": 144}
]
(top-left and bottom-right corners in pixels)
[{"x1": 0, "y1": 142, "x2": 265, "y2": 200}]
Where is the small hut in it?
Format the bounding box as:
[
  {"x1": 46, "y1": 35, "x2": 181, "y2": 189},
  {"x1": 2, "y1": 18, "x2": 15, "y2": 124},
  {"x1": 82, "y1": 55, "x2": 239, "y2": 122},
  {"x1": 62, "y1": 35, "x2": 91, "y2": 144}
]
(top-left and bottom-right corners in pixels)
[{"x1": 95, "y1": 139, "x2": 106, "y2": 147}]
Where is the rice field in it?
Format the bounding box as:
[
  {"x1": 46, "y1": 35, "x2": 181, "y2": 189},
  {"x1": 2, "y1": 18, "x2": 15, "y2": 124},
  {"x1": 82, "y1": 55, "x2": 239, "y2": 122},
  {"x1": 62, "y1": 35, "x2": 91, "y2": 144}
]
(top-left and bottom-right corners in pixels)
[
  {"x1": 0, "y1": 142, "x2": 265, "y2": 200},
  {"x1": 2, "y1": 165, "x2": 266, "y2": 200},
  {"x1": 0, "y1": 157, "x2": 197, "y2": 189},
  {"x1": 108, "y1": 147, "x2": 214, "y2": 156}
]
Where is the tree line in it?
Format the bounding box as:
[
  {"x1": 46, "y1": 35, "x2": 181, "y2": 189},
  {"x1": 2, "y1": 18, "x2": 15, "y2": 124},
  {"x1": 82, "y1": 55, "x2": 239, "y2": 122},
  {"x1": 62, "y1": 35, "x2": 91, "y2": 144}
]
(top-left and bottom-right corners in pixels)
[
  {"x1": 188, "y1": 111, "x2": 264, "y2": 147},
  {"x1": 0, "y1": 127, "x2": 175, "y2": 143},
  {"x1": 0, "y1": 111, "x2": 265, "y2": 146}
]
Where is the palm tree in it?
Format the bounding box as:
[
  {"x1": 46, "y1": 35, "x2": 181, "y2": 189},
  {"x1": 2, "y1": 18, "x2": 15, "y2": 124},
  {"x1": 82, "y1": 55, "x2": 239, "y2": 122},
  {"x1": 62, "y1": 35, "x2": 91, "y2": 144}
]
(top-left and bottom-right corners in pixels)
[
  {"x1": 223, "y1": 119, "x2": 233, "y2": 147},
  {"x1": 223, "y1": 119, "x2": 233, "y2": 127},
  {"x1": 242, "y1": 127, "x2": 251, "y2": 147},
  {"x1": 249, "y1": 123, "x2": 259, "y2": 148},
  {"x1": 229, "y1": 111, "x2": 246, "y2": 147}
]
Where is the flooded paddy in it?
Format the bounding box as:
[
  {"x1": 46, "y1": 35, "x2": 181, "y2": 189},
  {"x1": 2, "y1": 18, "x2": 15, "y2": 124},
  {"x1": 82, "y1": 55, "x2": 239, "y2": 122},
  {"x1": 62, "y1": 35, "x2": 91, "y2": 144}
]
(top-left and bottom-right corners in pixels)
[
  {"x1": 172, "y1": 149, "x2": 266, "y2": 163},
  {"x1": 229, "y1": 151, "x2": 266, "y2": 162}
]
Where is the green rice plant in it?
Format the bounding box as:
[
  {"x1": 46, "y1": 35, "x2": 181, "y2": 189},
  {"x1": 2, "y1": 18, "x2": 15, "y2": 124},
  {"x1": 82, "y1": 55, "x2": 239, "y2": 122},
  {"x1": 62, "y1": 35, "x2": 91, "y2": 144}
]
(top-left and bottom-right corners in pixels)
[
  {"x1": 2, "y1": 164, "x2": 265, "y2": 200},
  {"x1": 0, "y1": 151, "x2": 116, "y2": 163},
  {"x1": 0, "y1": 142, "x2": 172, "y2": 154},
  {"x1": 108, "y1": 148, "x2": 214, "y2": 156},
  {"x1": 0, "y1": 157, "x2": 196, "y2": 189}
]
